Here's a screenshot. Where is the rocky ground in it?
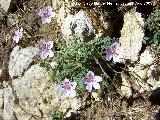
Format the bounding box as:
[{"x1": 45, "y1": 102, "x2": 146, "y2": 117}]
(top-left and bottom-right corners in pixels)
[{"x1": 0, "y1": 0, "x2": 160, "y2": 120}]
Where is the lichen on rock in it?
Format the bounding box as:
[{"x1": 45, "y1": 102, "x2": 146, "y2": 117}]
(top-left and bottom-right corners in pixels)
[
  {"x1": 120, "y1": 73, "x2": 132, "y2": 98},
  {"x1": 119, "y1": 9, "x2": 145, "y2": 62},
  {"x1": 8, "y1": 46, "x2": 39, "y2": 78},
  {"x1": 60, "y1": 10, "x2": 95, "y2": 45},
  {"x1": 0, "y1": 0, "x2": 12, "y2": 12},
  {"x1": 2, "y1": 64, "x2": 82, "y2": 119}
]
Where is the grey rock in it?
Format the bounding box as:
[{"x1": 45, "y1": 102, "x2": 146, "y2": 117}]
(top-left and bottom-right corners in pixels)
[
  {"x1": 0, "y1": 69, "x2": 2, "y2": 77},
  {"x1": 120, "y1": 73, "x2": 132, "y2": 98},
  {"x1": 0, "y1": 0, "x2": 11, "y2": 12},
  {"x1": 7, "y1": 14, "x2": 19, "y2": 26},
  {"x1": 71, "y1": 10, "x2": 95, "y2": 42},
  {"x1": 0, "y1": 88, "x2": 4, "y2": 119},
  {"x1": 2, "y1": 64, "x2": 82, "y2": 119},
  {"x1": 61, "y1": 10, "x2": 95, "y2": 45},
  {"x1": 8, "y1": 46, "x2": 39, "y2": 78},
  {"x1": 3, "y1": 83, "x2": 14, "y2": 120}
]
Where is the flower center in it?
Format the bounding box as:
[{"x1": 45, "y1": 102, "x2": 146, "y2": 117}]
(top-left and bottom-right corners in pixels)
[
  {"x1": 63, "y1": 82, "x2": 72, "y2": 90},
  {"x1": 85, "y1": 74, "x2": 94, "y2": 82},
  {"x1": 42, "y1": 43, "x2": 51, "y2": 52},
  {"x1": 43, "y1": 9, "x2": 51, "y2": 17},
  {"x1": 108, "y1": 46, "x2": 116, "y2": 54}
]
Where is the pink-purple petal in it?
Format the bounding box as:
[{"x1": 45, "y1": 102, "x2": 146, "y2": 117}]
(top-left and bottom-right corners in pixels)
[
  {"x1": 12, "y1": 36, "x2": 19, "y2": 43},
  {"x1": 71, "y1": 82, "x2": 77, "y2": 90},
  {"x1": 86, "y1": 83, "x2": 93, "y2": 92},
  {"x1": 39, "y1": 51, "x2": 48, "y2": 59},
  {"x1": 113, "y1": 54, "x2": 121, "y2": 63},
  {"x1": 48, "y1": 50, "x2": 54, "y2": 57},
  {"x1": 106, "y1": 54, "x2": 112, "y2": 61},
  {"x1": 42, "y1": 17, "x2": 52, "y2": 24},
  {"x1": 69, "y1": 90, "x2": 77, "y2": 98},
  {"x1": 46, "y1": 41, "x2": 53, "y2": 49},
  {"x1": 38, "y1": 6, "x2": 55, "y2": 24},
  {"x1": 93, "y1": 82, "x2": 100, "y2": 90},
  {"x1": 94, "y1": 76, "x2": 102, "y2": 82},
  {"x1": 87, "y1": 71, "x2": 94, "y2": 77},
  {"x1": 105, "y1": 42, "x2": 122, "y2": 63}
]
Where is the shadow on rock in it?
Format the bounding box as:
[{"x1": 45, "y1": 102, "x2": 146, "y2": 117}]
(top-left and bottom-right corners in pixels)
[
  {"x1": 149, "y1": 87, "x2": 160, "y2": 105},
  {"x1": 155, "y1": 109, "x2": 160, "y2": 120}
]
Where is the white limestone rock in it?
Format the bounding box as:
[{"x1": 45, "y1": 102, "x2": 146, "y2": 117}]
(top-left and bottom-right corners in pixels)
[
  {"x1": 119, "y1": 10, "x2": 144, "y2": 62},
  {"x1": 7, "y1": 14, "x2": 19, "y2": 26},
  {"x1": 3, "y1": 82, "x2": 14, "y2": 120},
  {"x1": 0, "y1": 69, "x2": 2, "y2": 77},
  {"x1": 11, "y1": 64, "x2": 60, "y2": 119},
  {"x1": 61, "y1": 10, "x2": 95, "y2": 45},
  {"x1": 140, "y1": 49, "x2": 154, "y2": 65},
  {"x1": 147, "y1": 65, "x2": 160, "y2": 90},
  {"x1": 129, "y1": 64, "x2": 160, "y2": 93},
  {"x1": 0, "y1": 0, "x2": 11, "y2": 12},
  {"x1": 8, "y1": 46, "x2": 39, "y2": 78},
  {"x1": 71, "y1": 10, "x2": 95, "y2": 42},
  {"x1": 120, "y1": 73, "x2": 132, "y2": 98},
  {"x1": 2, "y1": 64, "x2": 82, "y2": 119},
  {"x1": 0, "y1": 88, "x2": 4, "y2": 119}
]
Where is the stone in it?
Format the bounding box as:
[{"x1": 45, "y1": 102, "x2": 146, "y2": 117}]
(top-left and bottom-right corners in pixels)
[
  {"x1": 129, "y1": 64, "x2": 150, "y2": 93},
  {"x1": 91, "y1": 92, "x2": 100, "y2": 101},
  {"x1": 0, "y1": 88, "x2": 4, "y2": 119},
  {"x1": 120, "y1": 73, "x2": 132, "y2": 98},
  {"x1": 11, "y1": 64, "x2": 60, "y2": 119},
  {"x1": 0, "y1": 0, "x2": 11, "y2": 12},
  {"x1": 129, "y1": 64, "x2": 160, "y2": 93},
  {"x1": 147, "y1": 65, "x2": 160, "y2": 90},
  {"x1": 140, "y1": 49, "x2": 154, "y2": 65},
  {"x1": 0, "y1": 69, "x2": 2, "y2": 76},
  {"x1": 2, "y1": 64, "x2": 82, "y2": 119},
  {"x1": 56, "y1": 5, "x2": 68, "y2": 26},
  {"x1": 3, "y1": 82, "x2": 14, "y2": 120},
  {"x1": 59, "y1": 98, "x2": 82, "y2": 118},
  {"x1": 61, "y1": 10, "x2": 95, "y2": 45},
  {"x1": 7, "y1": 14, "x2": 19, "y2": 26},
  {"x1": 71, "y1": 10, "x2": 95, "y2": 42},
  {"x1": 8, "y1": 46, "x2": 39, "y2": 78},
  {"x1": 119, "y1": 9, "x2": 144, "y2": 62},
  {"x1": 61, "y1": 15, "x2": 73, "y2": 45}
]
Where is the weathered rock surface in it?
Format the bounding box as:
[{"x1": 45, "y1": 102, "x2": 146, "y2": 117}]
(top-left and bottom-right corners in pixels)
[
  {"x1": 129, "y1": 63, "x2": 160, "y2": 93},
  {"x1": 0, "y1": 0, "x2": 11, "y2": 12},
  {"x1": 3, "y1": 82, "x2": 14, "y2": 120},
  {"x1": 120, "y1": 10, "x2": 144, "y2": 62},
  {"x1": 120, "y1": 73, "x2": 132, "y2": 98},
  {"x1": 60, "y1": 10, "x2": 95, "y2": 45},
  {"x1": 0, "y1": 68, "x2": 2, "y2": 76},
  {"x1": 7, "y1": 14, "x2": 19, "y2": 26},
  {"x1": 8, "y1": 46, "x2": 39, "y2": 78},
  {"x1": 70, "y1": 10, "x2": 95, "y2": 42},
  {"x1": 121, "y1": 48, "x2": 158, "y2": 96},
  {"x1": 0, "y1": 88, "x2": 3, "y2": 119},
  {"x1": 140, "y1": 49, "x2": 154, "y2": 65},
  {"x1": 1, "y1": 64, "x2": 82, "y2": 120}
]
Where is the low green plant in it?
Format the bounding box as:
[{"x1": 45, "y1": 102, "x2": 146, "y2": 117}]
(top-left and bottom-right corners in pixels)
[
  {"x1": 52, "y1": 111, "x2": 64, "y2": 120},
  {"x1": 50, "y1": 36, "x2": 117, "y2": 92},
  {"x1": 143, "y1": 10, "x2": 160, "y2": 45}
]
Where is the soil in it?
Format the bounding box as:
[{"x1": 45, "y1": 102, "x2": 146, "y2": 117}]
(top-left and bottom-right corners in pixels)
[
  {"x1": 64, "y1": 92, "x2": 159, "y2": 120},
  {"x1": 0, "y1": 0, "x2": 160, "y2": 120}
]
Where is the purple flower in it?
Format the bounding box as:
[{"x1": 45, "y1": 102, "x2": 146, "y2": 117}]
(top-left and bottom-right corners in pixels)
[
  {"x1": 105, "y1": 42, "x2": 122, "y2": 63},
  {"x1": 38, "y1": 40, "x2": 54, "y2": 59},
  {"x1": 12, "y1": 28, "x2": 23, "y2": 43},
  {"x1": 60, "y1": 78, "x2": 77, "y2": 98},
  {"x1": 83, "y1": 71, "x2": 102, "y2": 92},
  {"x1": 38, "y1": 6, "x2": 55, "y2": 24}
]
